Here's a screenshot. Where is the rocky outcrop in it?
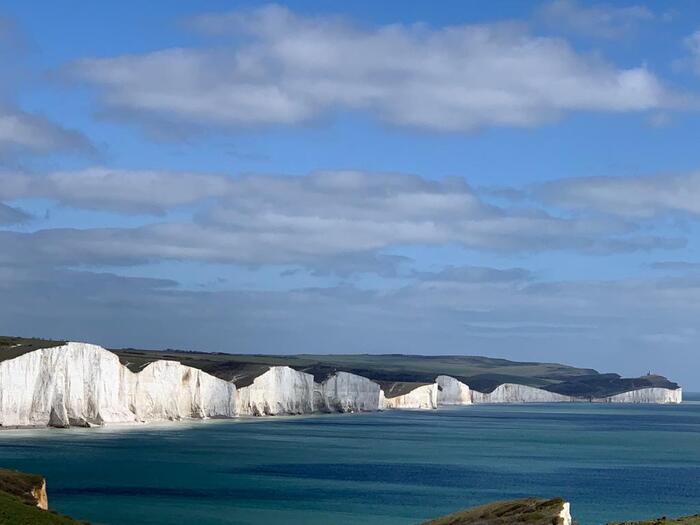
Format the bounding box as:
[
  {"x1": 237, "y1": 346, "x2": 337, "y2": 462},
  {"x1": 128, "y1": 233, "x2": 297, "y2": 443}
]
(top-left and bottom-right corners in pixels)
[
  {"x1": 32, "y1": 479, "x2": 48, "y2": 511},
  {"x1": 594, "y1": 387, "x2": 682, "y2": 404},
  {"x1": 471, "y1": 383, "x2": 575, "y2": 404},
  {"x1": 314, "y1": 372, "x2": 382, "y2": 412},
  {"x1": 383, "y1": 384, "x2": 438, "y2": 409},
  {"x1": 436, "y1": 375, "x2": 471, "y2": 406},
  {"x1": 236, "y1": 366, "x2": 314, "y2": 415}
]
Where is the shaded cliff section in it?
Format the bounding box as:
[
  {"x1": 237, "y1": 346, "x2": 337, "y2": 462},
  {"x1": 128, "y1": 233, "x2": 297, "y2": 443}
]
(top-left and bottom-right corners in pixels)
[
  {"x1": 0, "y1": 335, "x2": 680, "y2": 399},
  {"x1": 0, "y1": 468, "x2": 86, "y2": 524}
]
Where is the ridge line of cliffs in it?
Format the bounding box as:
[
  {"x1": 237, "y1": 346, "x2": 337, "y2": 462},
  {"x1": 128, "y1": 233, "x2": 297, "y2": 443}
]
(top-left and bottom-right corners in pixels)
[{"x1": 0, "y1": 342, "x2": 682, "y2": 428}]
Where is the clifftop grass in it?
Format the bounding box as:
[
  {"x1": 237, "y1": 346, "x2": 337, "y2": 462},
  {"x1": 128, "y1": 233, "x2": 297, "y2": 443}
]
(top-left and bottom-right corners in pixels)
[{"x1": 0, "y1": 334, "x2": 679, "y2": 397}]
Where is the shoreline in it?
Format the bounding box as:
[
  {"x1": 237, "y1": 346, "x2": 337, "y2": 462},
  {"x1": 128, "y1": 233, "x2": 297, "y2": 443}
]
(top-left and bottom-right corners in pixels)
[{"x1": 0, "y1": 399, "x2": 687, "y2": 434}]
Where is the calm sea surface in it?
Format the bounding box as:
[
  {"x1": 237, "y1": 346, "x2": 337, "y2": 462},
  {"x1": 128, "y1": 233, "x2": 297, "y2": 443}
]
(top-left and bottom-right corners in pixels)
[{"x1": 1, "y1": 396, "x2": 700, "y2": 525}]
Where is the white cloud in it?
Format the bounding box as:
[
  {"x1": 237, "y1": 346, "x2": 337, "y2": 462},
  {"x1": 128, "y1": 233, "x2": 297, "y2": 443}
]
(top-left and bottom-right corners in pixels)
[
  {"x1": 70, "y1": 5, "x2": 670, "y2": 133},
  {"x1": 0, "y1": 106, "x2": 93, "y2": 157},
  {"x1": 0, "y1": 202, "x2": 29, "y2": 225},
  {"x1": 0, "y1": 168, "x2": 232, "y2": 214},
  {"x1": 683, "y1": 30, "x2": 700, "y2": 75},
  {"x1": 537, "y1": 0, "x2": 654, "y2": 39},
  {"x1": 0, "y1": 169, "x2": 684, "y2": 270},
  {"x1": 538, "y1": 171, "x2": 700, "y2": 218}
]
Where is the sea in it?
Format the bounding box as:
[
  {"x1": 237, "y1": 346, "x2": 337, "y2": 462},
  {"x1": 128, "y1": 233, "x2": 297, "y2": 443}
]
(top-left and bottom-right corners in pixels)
[{"x1": 1, "y1": 395, "x2": 699, "y2": 525}]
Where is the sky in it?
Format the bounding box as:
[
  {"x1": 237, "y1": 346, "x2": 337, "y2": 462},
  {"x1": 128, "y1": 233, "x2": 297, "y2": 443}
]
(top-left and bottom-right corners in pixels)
[{"x1": 1, "y1": 1, "x2": 700, "y2": 388}]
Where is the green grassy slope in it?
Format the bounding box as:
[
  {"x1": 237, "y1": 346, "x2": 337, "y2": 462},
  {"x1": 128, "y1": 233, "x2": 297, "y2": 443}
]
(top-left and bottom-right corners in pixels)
[
  {"x1": 113, "y1": 347, "x2": 678, "y2": 395},
  {"x1": 0, "y1": 335, "x2": 679, "y2": 396},
  {"x1": 419, "y1": 497, "x2": 568, "y2": 525}
]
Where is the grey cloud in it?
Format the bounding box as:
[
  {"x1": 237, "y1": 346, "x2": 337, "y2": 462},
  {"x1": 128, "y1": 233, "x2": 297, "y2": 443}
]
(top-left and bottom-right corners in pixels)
[
  {"x1": 651, "y1": 261, "x2": 700, "y2": 271},
  {"x1": 2, "y1": 170, "x2": 681, "y2": 271},
  {"x1": 412, "y1": 265, "x2": 533, "y2": 283},
  {"x1": 1, "y1": 168, "x2": 232, "y2": 214},
  {"x1": 0, "y1": 106, "x2": 94, "y2": 158},
  {"x1": 537, "y1": 171, "x2": 700, "y2": 219},
  {"x1": 537, "y1": 0, "x2": 654, "y2": 39},
  {"x1": 0, "y1": 202, "x2": 30, "y2": 225},
  {"x1": 0, "y1": 18, "x2": 93, "y2": 159},
  {"x1": 70, "y1": 5, "x2": 670, "y2": 134},
  {"x1": 0, "y1": 265, "x2": 698, "y2": 388}
]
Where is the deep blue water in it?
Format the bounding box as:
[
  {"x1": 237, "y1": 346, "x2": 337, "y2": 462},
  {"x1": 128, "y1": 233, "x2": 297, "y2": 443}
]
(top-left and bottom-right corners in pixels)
[{"x1": 2, "y1": 397, "x2": 700, "y2": 525}]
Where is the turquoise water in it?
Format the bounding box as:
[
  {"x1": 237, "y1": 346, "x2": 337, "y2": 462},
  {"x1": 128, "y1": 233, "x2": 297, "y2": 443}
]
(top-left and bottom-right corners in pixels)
[{"x1": 1, "y1": 398, "x2": 700, "y2": 525}]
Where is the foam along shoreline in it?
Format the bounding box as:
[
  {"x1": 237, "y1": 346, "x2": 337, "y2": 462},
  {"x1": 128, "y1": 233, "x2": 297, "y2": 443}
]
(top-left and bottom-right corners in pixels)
[{"x1": 0, "y1": 342, "x2": 683, "y2": 429}]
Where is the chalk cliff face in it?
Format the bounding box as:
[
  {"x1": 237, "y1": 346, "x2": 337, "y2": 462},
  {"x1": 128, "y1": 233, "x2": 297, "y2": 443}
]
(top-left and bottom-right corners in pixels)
[
  {"x1": 0, "y1": 343, "x2": 135, "y2": 427},
  {"x1": 130, "y1": 360, "x2": 236, "y2": 421},
  {"x1": 383, "y1": 384, "x2": 438, "y2": 409},
  {"x1": 471, "y1": 383, "x2": 575, "y2": 404},
  {"x1": 315, "y1": 372, "x2": 382, "y2": 413},
  {"x1": 0, "y1": 343, "x2": 236, "y2": 427},
  {"x1": 0, "y1": 342, "x2": 684, "y2": 428},
  {"x1": 436, "y1": 375, "x2": 472, "y2": 406},
  {"x1": 595, "y1": 387, "x2": 682, "y2": 404},
  {"x1": 237, "y1": 366, "x2": 315, "y2": 416}
]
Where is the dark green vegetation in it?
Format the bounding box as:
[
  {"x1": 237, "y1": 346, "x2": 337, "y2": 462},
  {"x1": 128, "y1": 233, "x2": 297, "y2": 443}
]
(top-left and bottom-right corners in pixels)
[
  {"x1": 113, "y1": 346, "x2": 679, "y2": 396},
  {"x1": 0, "y1": 336, "x2": 66, "y2": 364},
  {"x1": 1, "y1": 335, "x2": 679, "y2": 396},
  {"x1": 0, "y1": 469, "x2": 86, "y2": 525},
  {"x1": 419, "y1": 497, "x2": 568, "y2": 525}
]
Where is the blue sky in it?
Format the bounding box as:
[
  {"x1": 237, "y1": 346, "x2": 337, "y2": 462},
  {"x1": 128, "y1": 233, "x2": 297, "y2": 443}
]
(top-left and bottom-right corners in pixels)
[{"x1": 2, "y1": 1, "x2": 700, "y2": 387}]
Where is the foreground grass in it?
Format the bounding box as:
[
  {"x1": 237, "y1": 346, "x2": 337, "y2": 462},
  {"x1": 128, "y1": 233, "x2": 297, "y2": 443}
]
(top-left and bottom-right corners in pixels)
[
  {"x1": 0, "y1": 492, "x2": 86, "y2": 524},
  {"x1": 420, "y1": 497, "x2": 568, "y2": 525}
]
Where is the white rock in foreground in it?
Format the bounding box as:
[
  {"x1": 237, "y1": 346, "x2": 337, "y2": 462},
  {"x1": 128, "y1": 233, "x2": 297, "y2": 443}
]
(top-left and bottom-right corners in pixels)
[
  {"x1": 315, "y1": 372, "x2": 382, "y2": 412},
  {"x1": 436, "y1": 375, "x2": 471, "y2": 406},
  {"x1": 383, "y1": 384, "x2": 438, "y2": 409},
  {"x1": 236, "y1": 366, "x2": 314, "y2": 415},
  {"x1": 559, "y1": 501, "x2": 572, "y2": 525},
  {"x1": 471, "y1": 383, "x2": 574, "y2": 404},
  {"x1": 595, "y1": 387, "x2": 682, "y2": 404}
]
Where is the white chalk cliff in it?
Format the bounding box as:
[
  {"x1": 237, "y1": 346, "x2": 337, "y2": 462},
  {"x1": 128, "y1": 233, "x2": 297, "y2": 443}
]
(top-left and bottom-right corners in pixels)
[
  {"x1": 471, "y1": 383, "x2": 575, "y2": 404},
  {"x1": 382, "y1": 384, "x2": 438, "y2": 409},
  {"x1": 595, "y1": 387, "x2": 682, "y2": 404},
  {"x1": 131, "y1": 360, "x2": 237, "y2": 421},
  {"x1": 0, "y1": 343, "x2": 238, "y2": 427},
  {"x1": 315, "y1": 372, "x2": 382, "y2": 413},
  {"x1": 436, "y1": 375, "x2": 472, "y2": 406},
  {"x1": 0, "y1": 342, "x2": 682, "y2": 428},
  {"x1": 237, "y1": 366, "x2": 314, "y2": 416}
]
